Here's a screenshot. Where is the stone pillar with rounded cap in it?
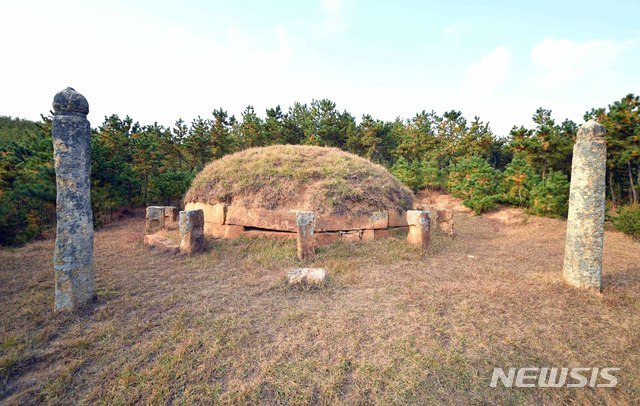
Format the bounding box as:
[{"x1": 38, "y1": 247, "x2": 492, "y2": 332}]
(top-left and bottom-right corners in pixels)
[
  {"x1": 296, "y1": 211, "x2": 316, "y2": 261},
  {"x1": 563, "y1": 120, "x2": 607, "y2": 291},
  {"x1": 52, "y1": 87, "x2": 95, "y2": 311},
  {"x1": 406, "y1": 210, "x2": 431, "y2": 250}
]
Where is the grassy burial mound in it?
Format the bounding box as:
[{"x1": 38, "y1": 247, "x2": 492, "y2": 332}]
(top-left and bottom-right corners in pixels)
[{"x1": 184, "y1": 145, "x2": 415, "y2": 242}]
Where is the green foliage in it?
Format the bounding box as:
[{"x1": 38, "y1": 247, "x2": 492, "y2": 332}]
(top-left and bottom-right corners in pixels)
[
  {"x1": 390, "y1": 157, "x2": 416, "y2": 191},
  {"x1": 1, "y1": 92, "x2": 638, "y2": 245},
  {"x1": 419, "y1": 159, "x2": 446, "y2": 190},
  {"x1": 390, "y1": 158, "x2": 446, "y2": 192},
  {"x1": 613, "y1": 204, "x2": 640, "y2": 240},
  {"x1": 389, "y1": 157, "x2": 421, "y2": 192},
  {"x1": 0, "y1": 117, "x2": 55, "y2": 245},
  {"x1": 152, "y1": 169, "x2": 195, "y2": 205},
  {"x1": 529, "y1": 170, "x2": 570, "y2": 217},
  {"x1": 585, "y1": 94, "x2": 640, "y2": 205},
  {"x1": 508, "y1": 108, "x2": 575, "y2": 179},
  {"x1": 447, "y1": 156, "x2": 500, "y2": 213},
  {"x1": 499, "y1": 155, "x2": 541, "y2": 207}
]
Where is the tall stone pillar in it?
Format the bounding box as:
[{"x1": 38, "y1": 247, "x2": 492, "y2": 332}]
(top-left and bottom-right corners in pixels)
[
  {"x1": 296, "y1": 211, "x2": 316, "y2": 261},
  {"x1": 563, "y1": 120, "x2": 607, "y2": 291},
  {"x1": 52, "y1": 87, "x2": 95, "y2": 311}
]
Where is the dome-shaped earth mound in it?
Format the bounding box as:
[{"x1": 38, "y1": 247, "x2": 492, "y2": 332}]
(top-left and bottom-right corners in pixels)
[{"x1": 184, "y1": 145, "x2": 413, "y2": 214}]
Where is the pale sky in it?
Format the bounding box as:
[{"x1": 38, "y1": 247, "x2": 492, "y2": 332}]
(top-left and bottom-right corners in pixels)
[{"x1": 1, "y1": 0, "x2": 639, "y2": 136}]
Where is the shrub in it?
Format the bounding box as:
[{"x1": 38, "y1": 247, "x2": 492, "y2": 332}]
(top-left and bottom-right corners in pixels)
[
  {"x1": 391, "y1": 156, "x2": 421, "y2": 192},
  {"x1": 152, "y1": 169, "x2": 196, "y2": 205},
  {"x1": 529, "y1": 170, "x2": 570, "y2": 217},
  {"x1": 419, "y1": 159, "x2": 447, "y2": 190},
  {"x1": 447, "y1": 156, "x2": 500, "y2": 214},
  {"x1": 499, "y1": 155, "x2": 540, "y2": 207},
  {"x1": 614, "y1": 204, "x2": 640, "y2": 240}
]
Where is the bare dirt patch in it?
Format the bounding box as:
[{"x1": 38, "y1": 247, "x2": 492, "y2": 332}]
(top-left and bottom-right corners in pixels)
[
  {"x1": 414, "y1": 189, "x2": 471, "y2": 213},
  {"x1": 1, "y1": 213, "x2": 639, "y2": 404}
]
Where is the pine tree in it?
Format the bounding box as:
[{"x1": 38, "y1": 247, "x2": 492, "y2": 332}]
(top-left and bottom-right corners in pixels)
[
  {"x1": 499, "y1": 155, "x2": 541, "y2": 207},
  {"x1": 447, "y1": 156, "x2": 500, "y2": 213},
  {"x1": 529, "y1": 170, "x2": 570, "y2": 217}
]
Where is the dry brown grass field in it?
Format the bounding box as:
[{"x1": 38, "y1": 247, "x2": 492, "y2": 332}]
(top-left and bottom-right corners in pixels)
[{"x1": 1, "y1": 208, "x2": 639, "y2": 404}]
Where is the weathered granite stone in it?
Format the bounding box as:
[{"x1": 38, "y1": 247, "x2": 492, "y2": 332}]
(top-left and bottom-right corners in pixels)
[
  {"x1": 563, "y1": 120, "x2": 607, "y2": 291},
  {"x1": 143, "y1": 233, "x2": 180, "y2": 254},
  {"x1": 341, "y1": 230, "x2": 362, "y2": 242},
  {"x1": 179, "y1": 209, "x2": 205, "y2": 254},
  {"x1": 362, "y1": 228, "x2": 391, "y2": 240},
  {"x1": 314, "y1": 232, "x2": 341, "y2": 246},
  {"x1": 415, "y1": 205, "x2": 454, "y2": 236},
  {"x1": 163, "y1": 206, "x2": 178, "y2": 222},
  {"x1": 287, "y1": 268, "x2": 326, "y2": 285},
  {"x1": 203, "y1": 222, "x2": 245, "y2": 238},
  {"x1": 52, "y1": 88, "x2": 94, "y2": 311},
  {"x1": 316, "y1": 210, "x2": 388, "y2": 231},
  {"x1": 296, "y1": 211, "x2": 316, "y2": 261},
  {"x1": 145, "y1": 206, "x2": 166, "y2": 235},
  {"x1": 226, "y1": 206, "x2": 297, "y2": 231},
  {"x1": 185, "y1": 202, "x2": 227, "y2": 225},
  {"x1": 406, "y1": 210, "x2": 431, "y2": 249},
  {"x1": 388, "y1": 209, "x2": 408, "y2": 227}
]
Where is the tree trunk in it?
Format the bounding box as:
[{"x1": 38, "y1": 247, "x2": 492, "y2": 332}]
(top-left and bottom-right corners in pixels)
[
  {"x1": 143, "y1": 176, "x2": 148, "y2": 207},
  {"x1": 628, "y1": 162, "x2": 638, "y2": 204},
  {"x1": 637, "y1": 164, "x2": 640, "y2": 200},
  {"x1": 608, "y1": 170, "x2": 616, "y2": 205}
]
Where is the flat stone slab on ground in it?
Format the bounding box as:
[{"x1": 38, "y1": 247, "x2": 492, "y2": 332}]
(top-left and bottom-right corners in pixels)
[
  {"x1": 287, "y1": 268, "x2": 326, "y2": 285},
  {"x1": 143, "y1": 233, "x2": 179, "y2": 254}
]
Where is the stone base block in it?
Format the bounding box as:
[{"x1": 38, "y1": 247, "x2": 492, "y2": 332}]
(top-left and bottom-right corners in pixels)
[
  {"x1": 362, "y1": 228, "x2": 391, "y2": 240},
  {"x1": 438, "y1": 221, "x2": 454, "y2": 236},
  {"x1": 204, "y1": 222, "x2": 245, "y2": 238},
  {"x1": 315, "y1": 232, "x2": 341, "y2": 246},
  {"x1": 388, "y1": 209, "x2": 408, "y2": 227},
  {"x1": 143, "y1": 234, "x2": 179, "y2": 254},
  {"x1": 316, "y1": 211, "x2": 388, "y2": 231},
  {"x1": 163, "y1": 206, "x2": 179, "y2": 222},
  {"x1": 227, "y1": 206, "x2": 297, "y2": 231},
  {"x1": 287, "y1": 268, "x2": 326, "y2": 285},
  {"x1": 185, "y1": 202, "x2": 227, "y2": 225},
  {"x1": 341, "y1": 230, "x2": 362, "y2": 243}
]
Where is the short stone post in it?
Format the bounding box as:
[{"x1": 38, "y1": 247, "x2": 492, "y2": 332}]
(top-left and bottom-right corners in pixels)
[
  {"x1": 563, "y1": 120, "x2": 607, "y2": 291},
  {"x1": 407, "y1": 210, "x2": 431, "y2": 250},
  {"x1": 52, "y1": 88, "x2": 95, "y2": 311},
  {"x1": 179, "y1": 209, "x2": 205, "y2": 254},
  {"x1": 164, "y1": 206, "x2": 178, "y2": 223},
  {"x1": 296, "y1": 211, "x2": 316, "y2": 261},
  {"x1": 145, "y1": 206, "x2": 166, "y2": 234}
]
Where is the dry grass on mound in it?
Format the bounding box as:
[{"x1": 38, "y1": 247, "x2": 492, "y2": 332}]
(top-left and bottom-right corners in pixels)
[
  {"x1": 1, "y1": 213, "x2": 639, "y2": 404},
  {"x1": 184, "y1": 145, "x2": 414, "y2": 215}
]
